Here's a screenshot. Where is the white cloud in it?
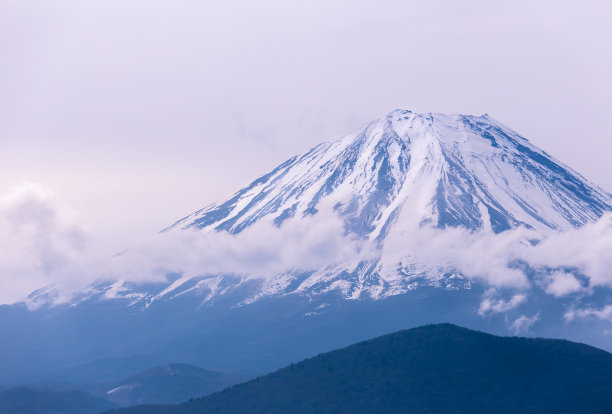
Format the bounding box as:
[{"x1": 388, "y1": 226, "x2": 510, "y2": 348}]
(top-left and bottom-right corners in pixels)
[
  {"x1": 510, "y1": 314, "x2": 539, "y2": 334},
  {"x1": 385, "y1": 214, "x2": 612, "y2": 295},
  {"x1": 478, "y1": 290, "x2": 527, "y2": 316},
  {"x1": 544, "y1": 271, "x2": 583, "y2": 297},
  {"x1": 108, "y1": 211, "x2": 374, "y2": 283},
  {"x1": 523, "y1": 215, "x2": 612, "y2": 290},
  {"x1": 0, "y1": 183, "x2": 98, "y2": 303},
  {"x1": 565, "y1": 305, "x2": 612, "y2": 322},
  {"x1": 384, "y1": 224, "x2": 532, "y2": 289},
  {"x1": 0, "y1": 184, "x2": 374, "y2": 305}
]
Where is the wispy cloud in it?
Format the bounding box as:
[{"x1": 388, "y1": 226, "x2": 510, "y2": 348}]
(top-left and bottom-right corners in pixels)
[
  {"x1": 565, "y1": 305, "x2": 612, "y2": 322},
  {"x1": 478, "y1": 290, "x2": 527, "y2": 316},
  {"x1": 108, "y1": 210, "x2": 373, "y2": 283},
  {"x1": 510, "y1": 314, "x2": 540, "y2": 334}
]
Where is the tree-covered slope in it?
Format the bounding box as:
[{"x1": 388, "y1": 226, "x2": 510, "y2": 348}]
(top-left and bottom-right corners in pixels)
[{"x1": 109, "y1": 323, "x2": 612, "y2": 414}]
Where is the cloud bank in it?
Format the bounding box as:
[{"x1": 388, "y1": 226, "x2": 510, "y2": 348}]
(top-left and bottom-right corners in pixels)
[
  {"x1": 0, "y1": 184, "x2": 372, "y2": 305},
  {"x1": 384, "y1": 216, "x2": 612, "y2": 294},
  {"x1": 1, "y1": 184, "x2": 611, "y2": 326}
]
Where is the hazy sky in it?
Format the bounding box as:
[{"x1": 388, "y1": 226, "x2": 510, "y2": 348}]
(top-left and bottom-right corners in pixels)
[{"x1": 2, "y1": 0, "x2": 611, "y2": 242}]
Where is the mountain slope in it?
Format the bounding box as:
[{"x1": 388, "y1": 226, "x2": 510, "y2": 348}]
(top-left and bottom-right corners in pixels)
[
  {"x1": 109, "y1": 324, "x2": 612, "y2": 414},
  {"x1": 139, "y1": 109, "x2": 612, "y2": 304},
  {"x1": 169, "y1": 110, "x2": 612, "y2": 235},
  {"x1": 20, "y1": 110, "x2": 612, "y2": 309}
]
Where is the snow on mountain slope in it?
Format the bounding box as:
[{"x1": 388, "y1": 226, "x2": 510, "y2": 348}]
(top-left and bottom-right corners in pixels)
[
  {"x1": 30, "y1": 110, "x2": 611, "y2": 309},
  {"x1": 168, "y1": 110, "x2": 612, "y2": 237},
  {"x1": 90, "y1": 109, "x2": 602, "y2": 306}
]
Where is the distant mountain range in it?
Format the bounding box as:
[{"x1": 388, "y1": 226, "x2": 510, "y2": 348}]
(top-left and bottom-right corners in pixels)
[{"x1": 108, "y1": 324, "x2": 612, "y2": 414}]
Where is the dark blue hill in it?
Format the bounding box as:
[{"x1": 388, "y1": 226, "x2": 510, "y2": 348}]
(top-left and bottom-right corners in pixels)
[{"x1": 109, "y1": 323, "x2": 612, "y2": 414}]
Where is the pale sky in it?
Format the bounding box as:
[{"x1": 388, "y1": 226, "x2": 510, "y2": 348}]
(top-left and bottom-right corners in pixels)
[{"x1": 2, "y1": 0, "x2": 611, "y2": 243}]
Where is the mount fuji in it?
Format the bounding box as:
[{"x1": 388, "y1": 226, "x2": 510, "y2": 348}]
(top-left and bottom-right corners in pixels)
[
  {"x1": 3, "y1": 109, "x2": 612, "y2": 385},
  {"x1": 171, "y1": 109, "x2": 610, "y2": 235},
  {"x1": 72, "y1": 109, "x2": 612, "y2": 306}
]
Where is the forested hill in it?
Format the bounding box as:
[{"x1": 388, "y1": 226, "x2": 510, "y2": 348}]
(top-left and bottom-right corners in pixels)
[{"x1": 108, "y1": 323, "x2": 612, "y2": 414}]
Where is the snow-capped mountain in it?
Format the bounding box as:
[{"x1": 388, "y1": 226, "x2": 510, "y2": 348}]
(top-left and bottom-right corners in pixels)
[
  {"x1": 77, "y1": 109, "x2": 612, "y2": 307},
  {"x1": 6, "y1": 109, "x2": 612, "y2": 385},
  {"x1": 168, "y1": 109, "x2": 611, "y2": 236}
]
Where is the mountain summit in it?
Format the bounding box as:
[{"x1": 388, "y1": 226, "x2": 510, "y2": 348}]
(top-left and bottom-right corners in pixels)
[{"x1": 169, "y1": 110, "x2": 612, "y2": 236}]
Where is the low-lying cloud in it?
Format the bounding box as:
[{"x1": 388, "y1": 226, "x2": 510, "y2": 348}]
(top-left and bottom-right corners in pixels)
[
  {"x1": 1, "y1": 184, "x2": 611, "y2": 327},
  {"x1": 0, "y1": 184, "x2": 94, "y2": 304},
  {"x1": 0, "y1": 184, "x2": 372, "y2": 305},
  {"x1": 385, "y1": 215, "x2": 612, "y2": 293},
  {"x1": 109, "y1": 211, "x2": 373, "y2": 283}
]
